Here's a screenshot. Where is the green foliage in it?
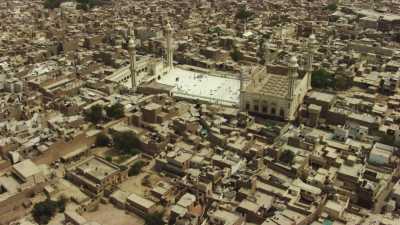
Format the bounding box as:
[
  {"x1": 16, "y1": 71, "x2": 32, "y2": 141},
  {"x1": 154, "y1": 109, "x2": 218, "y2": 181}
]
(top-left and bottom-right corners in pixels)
[
  {"x1": 235, "y1": 6, "x2": 254, "y2": 22},
  {"x1": 230, "y1": 48, "x2": 243, "y2": 62},
  {"x1": 112, "y1": 131, "x2": 140, "y2": 155},
  {"x1": 57, "y1": 196, "x2": 67, "y2": 213},
  {"x1": 76, "y1": 0, "x2": 100, "y2": 10},
  {"x1": 208, "y1": 26, "x2": 223, "y2": 35},
  {"x1": 105, "y1": 155, "x2": 113, "y2": 162},
  {"x1": 144, "y1": 212, "x2": 164, "y2": 225},
  {"x1": 279, "y1": 150, "x2": 295, "y2": 165},
  {"x1": 311, "y1": 68, "x2": 336, "y2": 89},
  {"x1": 325, "y1": 3, "x2": 338, "y2": 11},
  {"x1": 85, "y1": 102, "x2": 125, "y2": 124},
  {"x1": 32, "y1": 200, "x2": 59, "y2": 224},
  {"x1": 95, "y1": 133, "x2": 111, "y2": 147},
  {"x1": 84, "y1": 104, "x2": 104, "y2": 124},
  {"x1": 44, "y1": 0, "x2": 65, "y2": 9},
  {"x1": 128, "y1": 160, "x2": 145, "y2": 176},
  {"x1": 106, "y1": 103, "x2": 125, "y2": 119}
]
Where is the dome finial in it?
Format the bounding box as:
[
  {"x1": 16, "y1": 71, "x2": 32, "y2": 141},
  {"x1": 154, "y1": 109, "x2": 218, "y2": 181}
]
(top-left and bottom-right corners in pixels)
[
  {"x1": 309, "y1": 34, "x2": 317, "y2": 44},
  {"x1": 289, "y1": 55, "x2": 298, "y2": 68}
]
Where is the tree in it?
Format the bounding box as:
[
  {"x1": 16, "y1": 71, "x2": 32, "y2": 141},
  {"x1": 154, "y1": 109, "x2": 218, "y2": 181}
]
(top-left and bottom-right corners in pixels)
[
  {"x1": 44, "y1": 0, "x2": 65, "y2": 9},
  {"x1": 57, "y1": 196, "x2": 68, "y2": 213},
  {"x1": 325, "y1": 3, "x2": 338, "y2": 11},
  {"x1": 230, "y1": 48, "x2": 243, "y2": 62},
  {"x1": 128, "y1": 160, "x2": 145, "y2": 176},
  {"x1": 105, "y1": 156, "x2": 113, "y2": 162},
  {"x1": 95, "y1": 133, "x2": 111, "y2": 147},
  {"x1": 235, "y1": 6, "x2": 254, "y2": 22},
  {"x1": 379, "y1": 78, "x2": 385, "y2": 93},
  {"x1": 144, "y1": 212, "x2": 164, "y2": 225},
  {"x1": 112, "y1": 131, "x2": 140, "y2": 155},
  {"x1": 106, "y1": 103, "x2": 125, "y2": 119},
  {"x1": 279, "y1": 150, "x2": 295, "y2": 165},
  {"x1": 76, "y1": 0, "x2": 100, "y2": 10},
  {"x1": 32, "y1": 200, "x2": 59, "y2": 224},
  {"x1": 84, "y1": 104, "x2": 104, "y2": 124},
  {"x1": 311, "y1": 68, "x2": 336, "y2": 89}
]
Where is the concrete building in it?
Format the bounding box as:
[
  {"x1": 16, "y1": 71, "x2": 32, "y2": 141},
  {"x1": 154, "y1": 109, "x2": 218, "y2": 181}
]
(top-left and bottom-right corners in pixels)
[{"x1": 66, "y1": 156, "x2": 128, "y2": 196}]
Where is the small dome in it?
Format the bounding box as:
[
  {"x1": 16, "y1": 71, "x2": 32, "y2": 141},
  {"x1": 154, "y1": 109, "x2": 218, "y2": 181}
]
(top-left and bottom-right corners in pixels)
[
  {"x1": 309, "y1": 34, "x2": 317, "y2": 44},
  {"x1": 289, "y1": 55, "x2": 298, "y2": 67},
  {"x1": 166, "y1": 22, "x2": 173, "y2": 32},
  {"x1": 128, "y1": 38, "x2": 135, "y2": 50},
  {"x1": 127, "y1": 25, "x2": 135, "y2": 38}
]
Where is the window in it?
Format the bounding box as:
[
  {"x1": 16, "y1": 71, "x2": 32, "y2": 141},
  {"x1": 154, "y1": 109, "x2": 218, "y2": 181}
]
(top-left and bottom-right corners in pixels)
[
  {"x1": 280, "y1": 109, "x2": 285, "y2": 118},
  {"x1": 253, "y1": 100, "x2": 260, "y2": 112},
  {"x1": 262, "y1": 105, "x2": 268, "y2": 113},
  {"x1": 271, "y1": 108, "x2": 276, "y2": 115},
  {"x1": 246, "y1": 102, "x2": 250, "y2": 110},
  {"x1": 254, "y1": 104, "x2": 259, "y2": 112}
]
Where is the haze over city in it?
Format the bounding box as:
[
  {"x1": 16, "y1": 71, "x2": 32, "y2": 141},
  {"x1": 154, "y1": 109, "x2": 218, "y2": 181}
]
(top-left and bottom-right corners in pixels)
[{"x1": 0, "y1": 0, "x2": 400, "y2": 225}]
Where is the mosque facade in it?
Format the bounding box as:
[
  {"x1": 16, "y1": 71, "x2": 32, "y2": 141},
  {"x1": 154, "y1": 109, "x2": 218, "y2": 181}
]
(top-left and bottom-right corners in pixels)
[{"x1": 106, "y1": 22, "x2": 318, "y2": 121}]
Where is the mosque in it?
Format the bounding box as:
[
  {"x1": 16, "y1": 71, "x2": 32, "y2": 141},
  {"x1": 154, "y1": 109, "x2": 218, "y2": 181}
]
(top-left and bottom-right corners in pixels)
[{"x1": 105, "y1": 23, "x2": 318, "y2": 121}]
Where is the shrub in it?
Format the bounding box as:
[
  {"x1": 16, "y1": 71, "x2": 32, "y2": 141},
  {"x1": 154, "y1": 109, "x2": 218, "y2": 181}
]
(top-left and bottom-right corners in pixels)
[
  {"x1": 128, "y1": 160, "x2": 145, "y2": 176},
  {"x1": 326, "y1": 3, "x2": 338, "y2": 11},
  {"x1": 230, "y1": 48, "x2": 243, "y2": 62},
  {"x1": 95, "y1": 133, "x2": 111, "y2": 147},
  {"x1": 112, "y1": 131, "x2": 140, "y2": 155},
  {"x1": 32, "y1": 200, "x2": 58, "y2": 224},
  {"x1": 279, "y1": 150, "x2": 295, "y2": 165},
  {"x1": 84, "y1": 104, "x2": 104, "y2": 124},
  {"x1": 144, "y1": 211, "x2": 164, "y2": 225},
  {"x1": 105, "y1": 103, "x2": 124, "y2": 119},
  {"x1": 105, "y1": 156, "x2": 113, "y2": 162},
  {"x1": 311, "y1": 68, "x2": 336, "y2": 89}
]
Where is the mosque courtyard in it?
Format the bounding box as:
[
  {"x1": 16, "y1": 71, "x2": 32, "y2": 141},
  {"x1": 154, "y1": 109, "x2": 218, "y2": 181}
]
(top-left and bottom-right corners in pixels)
[{"x1": 157, "y1": 67, "x2": 241, "y2": 106}]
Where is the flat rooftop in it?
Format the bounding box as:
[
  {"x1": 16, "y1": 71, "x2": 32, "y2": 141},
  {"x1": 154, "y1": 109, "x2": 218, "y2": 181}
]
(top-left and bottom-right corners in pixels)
[
  {"x1": 76, "y1": 157, "x2": 119, "y2": 181},
  {"x1": 127, "y1": 193, "x2": 156, "y2": 209},
  {"x1": 13, "y1": 159, "x2": 41, "y2": 179},
  {"x1": 157, "y1": 67, "x2": 240, "y2": 106}
]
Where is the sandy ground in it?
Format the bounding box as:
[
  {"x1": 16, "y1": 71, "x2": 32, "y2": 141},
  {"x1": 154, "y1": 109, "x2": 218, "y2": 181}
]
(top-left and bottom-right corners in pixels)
[
  {"x1": 118, "y1": 159, "x2": 162, "y2": 196},
  {"x1": 34, "y1": 132, "x2": 96, "y2": 165},
  {"x1": 83, "y1": 203, "x2": 144, "y2": 225}
]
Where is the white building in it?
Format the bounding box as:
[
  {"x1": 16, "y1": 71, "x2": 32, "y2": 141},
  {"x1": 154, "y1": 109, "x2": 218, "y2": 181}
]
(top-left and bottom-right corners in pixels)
[
  {"x1": 106, "y1": 23, "x2": 316, "y2": 121},
  {"x1": 240, "y1": 35, "x2": 317, "y2": 121}
]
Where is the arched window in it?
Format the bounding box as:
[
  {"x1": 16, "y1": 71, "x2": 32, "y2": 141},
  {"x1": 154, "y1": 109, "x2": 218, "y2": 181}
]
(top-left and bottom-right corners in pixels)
[
  {"x1": 271, "y1": 107, "x2": 276, "y2": 115},
  {"x1": 253, "y1": 100, "x2": 260, "y2": 112},
  {"x1": 280, "y1": 109, "x2": 285, "y2": 118},
  {"x1": 262, "y1": 105, "x2": 268, "y2": 113},
  {"x1": 254, "y1": 104, "x2": 259, "y2": 112}
]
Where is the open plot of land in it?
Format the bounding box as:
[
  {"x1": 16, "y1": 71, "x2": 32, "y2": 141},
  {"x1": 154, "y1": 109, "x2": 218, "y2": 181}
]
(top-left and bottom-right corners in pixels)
[
  {"x1": 118, "y1": 170, "x2": 162, "y2": 197},
  {"x1": 83, "y1": 203, "x2": 144, "y2": 225}
]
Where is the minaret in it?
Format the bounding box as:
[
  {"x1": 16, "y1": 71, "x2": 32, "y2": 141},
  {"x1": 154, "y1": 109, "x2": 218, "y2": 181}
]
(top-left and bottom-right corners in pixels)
[
  {"x1": 306, "y1": 34, "x2": 318, "y2": 90},
  {"x1": 263, "y1": 40, "x2": 271, "y2": 69},
  {"x1": 128, "y1": 26, "x2": 137, "y2": 92},
  {"x1": 165, "y1": 22, "x2": 174, "y2": 70},
  {"x1": 288, "y1": 55, "x2": 299, "y2": 99},
  {"x1": 239, "y1": 68, "x2": 245, "y2": 111},
  {"x1": 58, "y1": 8, "x2": 63, "y2": 29}
]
